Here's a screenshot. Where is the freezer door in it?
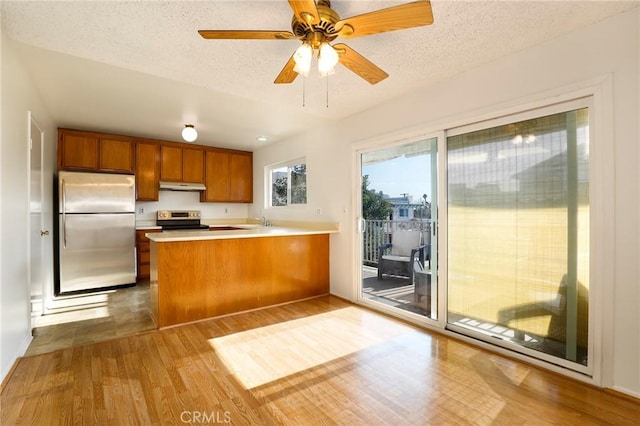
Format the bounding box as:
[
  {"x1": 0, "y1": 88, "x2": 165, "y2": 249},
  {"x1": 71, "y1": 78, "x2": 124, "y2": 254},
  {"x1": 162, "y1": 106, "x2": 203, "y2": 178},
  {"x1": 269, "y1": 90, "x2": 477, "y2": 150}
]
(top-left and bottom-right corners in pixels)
[
  {"x1": 59, "y1": 213, "x2": 135, "y2": 293},
  {"x1": 59, "y1": 171, "x2": 135, "y2": 213}
]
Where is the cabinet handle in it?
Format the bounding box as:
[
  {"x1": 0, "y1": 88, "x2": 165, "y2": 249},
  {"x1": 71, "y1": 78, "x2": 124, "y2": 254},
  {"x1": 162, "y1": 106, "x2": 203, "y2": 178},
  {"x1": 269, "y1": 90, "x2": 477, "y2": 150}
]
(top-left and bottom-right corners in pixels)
[{"x1": 40, "y1": 230, "x2": 49, "y2": 236}]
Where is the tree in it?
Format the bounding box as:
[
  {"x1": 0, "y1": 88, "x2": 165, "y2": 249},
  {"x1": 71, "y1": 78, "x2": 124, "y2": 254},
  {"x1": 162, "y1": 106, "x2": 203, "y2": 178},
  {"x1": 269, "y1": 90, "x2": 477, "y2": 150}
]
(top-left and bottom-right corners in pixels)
[
  {"x1": 362, "y1": 175, "x2": 393, "y2": 220},
  {"x1": 272, "y1": 164, "x2": 307, "y2": 206}
]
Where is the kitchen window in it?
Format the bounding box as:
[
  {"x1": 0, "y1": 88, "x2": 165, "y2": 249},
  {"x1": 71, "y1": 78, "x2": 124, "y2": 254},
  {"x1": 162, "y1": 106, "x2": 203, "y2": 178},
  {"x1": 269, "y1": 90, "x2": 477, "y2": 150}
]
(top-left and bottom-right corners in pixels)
[{"x1": 267, "y1": 158, "x2": 307, "y2": 207}]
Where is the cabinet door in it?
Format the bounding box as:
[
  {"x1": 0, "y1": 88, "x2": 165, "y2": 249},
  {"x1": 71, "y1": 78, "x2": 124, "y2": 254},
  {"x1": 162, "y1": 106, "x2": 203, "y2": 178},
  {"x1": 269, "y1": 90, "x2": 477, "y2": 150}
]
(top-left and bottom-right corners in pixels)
[
  {"x1": 99, "y1": 138, "x2": 134, "y2": 173},
  {"x1": 135, "y1": 142, "x2": 160, "y2": 201},
  {"x1": 59, "y1": 132, "x2": 99, "y2": 170},
  {"x1": 182, "y1": 148, "x2": 204, "y2": 183},
  {"x1": 229, "y1": 153, "x2": 253, "y2": 202},
  {"x1": 201, "y1": 150, "x2": 230, "y2": 202},
  {"x1": 160, "y1": 145, "x2": 183, "y2": 181}
]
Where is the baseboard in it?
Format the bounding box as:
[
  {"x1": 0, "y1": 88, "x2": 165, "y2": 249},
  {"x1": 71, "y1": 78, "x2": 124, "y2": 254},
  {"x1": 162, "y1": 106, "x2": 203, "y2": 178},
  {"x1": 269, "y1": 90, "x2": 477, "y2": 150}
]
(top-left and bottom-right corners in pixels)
[
  {"x1": 0, "y1": 357, "x2": 21, "y2": 394},
  {"x1": 1, "y1": 332, "x2": 33, "y2": 393},
  {"x1": 607, "y1": 386, "x2": 640, "y2": 401}
]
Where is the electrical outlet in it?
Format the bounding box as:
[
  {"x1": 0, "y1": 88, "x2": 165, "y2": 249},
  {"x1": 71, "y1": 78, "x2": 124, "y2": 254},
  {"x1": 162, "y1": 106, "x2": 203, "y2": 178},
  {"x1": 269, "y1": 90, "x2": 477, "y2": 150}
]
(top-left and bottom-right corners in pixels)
[
  {"x1": 316, "y1": 208, "x2": 322, "y2": 215},
  {"x1": 224, "y1": 208, "x2": 228, "y2": 214},
  {"x1": 138, "y1": 207, "x2": 144, "y2": 214}
]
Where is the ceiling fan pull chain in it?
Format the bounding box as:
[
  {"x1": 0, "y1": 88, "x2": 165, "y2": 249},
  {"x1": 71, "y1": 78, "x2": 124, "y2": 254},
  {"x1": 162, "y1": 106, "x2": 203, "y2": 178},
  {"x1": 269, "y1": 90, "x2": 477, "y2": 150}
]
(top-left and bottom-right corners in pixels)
[
  {"x1": 302, "y1": 76, "x2": 306, "y2": 107},
  {"x1": 326, "y1": 75, "x2": 330, "y2": 108}
]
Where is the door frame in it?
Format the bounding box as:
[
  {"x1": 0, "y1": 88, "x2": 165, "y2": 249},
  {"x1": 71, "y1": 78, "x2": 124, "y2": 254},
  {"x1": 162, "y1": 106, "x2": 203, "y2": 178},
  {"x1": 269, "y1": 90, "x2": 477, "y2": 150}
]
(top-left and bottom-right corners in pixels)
[
  {"x1": 27, "y1": 111, "x2": 46, "y2": 329},
  {"x1": 352, "y1": 131, "x2": 446, "y2": 330}
]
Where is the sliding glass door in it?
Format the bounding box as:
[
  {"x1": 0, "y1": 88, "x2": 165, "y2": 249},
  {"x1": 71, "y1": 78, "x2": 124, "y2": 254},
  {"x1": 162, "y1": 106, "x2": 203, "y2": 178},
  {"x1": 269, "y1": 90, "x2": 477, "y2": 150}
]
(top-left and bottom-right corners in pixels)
[
  {"x1": 446, "y1": 103, "x2": 591, "y2": 370},
  {"x1": 359, "y1": 138, "x2": 438, "y2": 321}
]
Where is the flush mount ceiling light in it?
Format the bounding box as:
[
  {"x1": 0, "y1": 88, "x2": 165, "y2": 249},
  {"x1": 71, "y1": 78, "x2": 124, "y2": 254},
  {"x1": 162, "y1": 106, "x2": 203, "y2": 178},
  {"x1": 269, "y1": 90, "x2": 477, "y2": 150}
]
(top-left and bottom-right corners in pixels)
[
  {"x1": 182, "y1": 124, "x2": 198, "y2": 142},
  {"x1": 256, "y1": 136, "x2": 268, "y2": 142}
]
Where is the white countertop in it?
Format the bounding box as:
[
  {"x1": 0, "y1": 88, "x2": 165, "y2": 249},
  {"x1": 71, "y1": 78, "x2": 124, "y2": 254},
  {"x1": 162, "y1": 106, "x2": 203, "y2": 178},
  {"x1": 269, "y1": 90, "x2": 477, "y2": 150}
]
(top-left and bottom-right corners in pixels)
[{"x1": 145, "y1": 223, "x2": 338, "y2": 242}]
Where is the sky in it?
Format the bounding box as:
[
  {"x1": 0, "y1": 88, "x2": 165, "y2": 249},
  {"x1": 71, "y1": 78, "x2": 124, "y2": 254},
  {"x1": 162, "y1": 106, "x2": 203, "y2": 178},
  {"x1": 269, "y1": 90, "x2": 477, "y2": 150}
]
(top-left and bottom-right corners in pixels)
[{"x1": 362, "y1": 153, "x2": 433, "y2": 203}]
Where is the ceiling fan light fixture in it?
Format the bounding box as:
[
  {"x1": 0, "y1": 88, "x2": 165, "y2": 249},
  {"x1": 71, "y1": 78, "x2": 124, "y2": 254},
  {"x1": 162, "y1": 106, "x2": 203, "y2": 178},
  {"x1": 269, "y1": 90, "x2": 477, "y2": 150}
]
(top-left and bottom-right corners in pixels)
[
  {"x1": 181, "y1": 124, "x2": 198, "y2": 142},
  {"x1": 293, "y1": 43, "x2": 313, "y2": 76},
  {"x1": 318, "y1": 42, "x2": 339, "y2": 76}
]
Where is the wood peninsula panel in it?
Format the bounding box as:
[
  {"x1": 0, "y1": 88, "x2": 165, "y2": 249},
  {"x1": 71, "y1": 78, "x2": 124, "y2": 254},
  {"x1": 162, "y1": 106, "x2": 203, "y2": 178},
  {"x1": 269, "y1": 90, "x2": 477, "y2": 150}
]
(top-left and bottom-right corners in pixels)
[{"x1": 151, "y1": 234, "x2": 329, "y2": 327}]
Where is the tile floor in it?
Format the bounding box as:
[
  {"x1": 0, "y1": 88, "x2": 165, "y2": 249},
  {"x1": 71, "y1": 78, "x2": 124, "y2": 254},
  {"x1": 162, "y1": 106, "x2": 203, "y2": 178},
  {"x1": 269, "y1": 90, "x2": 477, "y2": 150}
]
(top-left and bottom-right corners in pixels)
[{"x1": 25, "y1": 282, "x2": 155, "y2": 356}]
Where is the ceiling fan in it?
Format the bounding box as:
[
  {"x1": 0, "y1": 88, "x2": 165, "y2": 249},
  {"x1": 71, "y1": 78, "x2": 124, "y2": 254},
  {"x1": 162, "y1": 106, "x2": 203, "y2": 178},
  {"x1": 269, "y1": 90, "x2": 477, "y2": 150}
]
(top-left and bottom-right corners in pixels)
[{"x1": 198, "y1": 0, "x2": 434, "y2": 85}]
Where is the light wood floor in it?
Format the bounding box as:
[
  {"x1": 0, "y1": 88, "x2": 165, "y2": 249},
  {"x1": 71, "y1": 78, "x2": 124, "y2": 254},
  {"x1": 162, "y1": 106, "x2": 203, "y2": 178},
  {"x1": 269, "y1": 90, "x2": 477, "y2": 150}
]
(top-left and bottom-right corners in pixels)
[{"x1": 2, "y1": 296, "x2": 638, "y2": 425}]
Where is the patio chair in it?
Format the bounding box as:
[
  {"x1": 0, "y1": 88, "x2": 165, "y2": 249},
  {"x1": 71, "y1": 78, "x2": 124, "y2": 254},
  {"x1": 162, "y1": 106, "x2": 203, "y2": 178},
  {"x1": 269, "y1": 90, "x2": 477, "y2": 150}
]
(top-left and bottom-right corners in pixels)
[{"x1": 377, "y1": 230, "x2": 425, "y2": 280}]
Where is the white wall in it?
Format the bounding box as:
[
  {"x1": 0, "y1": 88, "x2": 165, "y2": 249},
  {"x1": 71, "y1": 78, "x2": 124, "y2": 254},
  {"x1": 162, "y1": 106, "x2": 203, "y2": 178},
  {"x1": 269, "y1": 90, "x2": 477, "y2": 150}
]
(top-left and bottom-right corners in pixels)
[
  {"x1": 135, "y1": 190, "x2": 249, "y2": 222},
  {"x1": 1, "y1": 32, "x2": 56, "y2": 382},
  {"x1": 252, "y1": 9, "x2": 640, "y2": 396}
]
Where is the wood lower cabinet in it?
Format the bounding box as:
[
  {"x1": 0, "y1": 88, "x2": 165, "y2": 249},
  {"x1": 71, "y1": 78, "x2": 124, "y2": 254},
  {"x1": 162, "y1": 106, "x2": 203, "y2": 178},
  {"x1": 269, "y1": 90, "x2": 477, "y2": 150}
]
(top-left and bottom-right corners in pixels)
[
  {"x1": 201, "y1": 150, "x2": 252, "y2": 203},
  {"x1": 135, "y1": 142, "x2": 160, "y2": 201},
  {"x1": 136, "y1": 229, "x2": 161, "y2": 281}
]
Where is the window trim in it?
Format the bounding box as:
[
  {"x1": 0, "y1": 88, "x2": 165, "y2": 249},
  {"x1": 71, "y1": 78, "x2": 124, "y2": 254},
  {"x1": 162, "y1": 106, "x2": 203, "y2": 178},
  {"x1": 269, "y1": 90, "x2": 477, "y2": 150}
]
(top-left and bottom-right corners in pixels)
[{"x1": 265, "y1": 157, "x2": 307, "y2": 209}]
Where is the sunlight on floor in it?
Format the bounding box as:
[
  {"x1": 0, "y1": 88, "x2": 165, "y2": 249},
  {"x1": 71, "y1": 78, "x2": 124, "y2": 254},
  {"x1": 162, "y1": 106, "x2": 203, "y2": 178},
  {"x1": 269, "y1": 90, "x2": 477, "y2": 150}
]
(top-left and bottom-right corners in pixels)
[
  {"x1": 208, "y1": 306, "x2": 415, "y2": 389},
  {"x1": 35, "y1": 291, "x2": 113, "y2": 327}
]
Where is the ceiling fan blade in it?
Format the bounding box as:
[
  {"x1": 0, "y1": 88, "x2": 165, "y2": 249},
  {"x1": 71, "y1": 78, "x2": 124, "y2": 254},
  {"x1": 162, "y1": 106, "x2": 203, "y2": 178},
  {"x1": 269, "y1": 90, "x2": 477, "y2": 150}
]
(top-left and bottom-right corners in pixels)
[
  {"x1": 198, "y1": 30, "x2": 294, "y2": 40},
  {"x1": 288, "y1": 0, "x2": 320, "y2": 26},
  {"x1": 333, "y1": 43, "x2": 388, "y2": 85},
  {"x1": 274, "y1": 54, "x2": 299, "y2": 84},
  {"x1": 334, "y1": 1, "x2": 433, "y2": 39}
]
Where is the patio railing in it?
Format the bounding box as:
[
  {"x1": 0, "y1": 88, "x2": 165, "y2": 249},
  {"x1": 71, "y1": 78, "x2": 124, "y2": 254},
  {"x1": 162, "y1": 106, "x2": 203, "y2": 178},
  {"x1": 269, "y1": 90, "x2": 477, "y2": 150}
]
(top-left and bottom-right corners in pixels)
[{"x1": 362, "y1": 219, "x2": 432, "y2": 266}]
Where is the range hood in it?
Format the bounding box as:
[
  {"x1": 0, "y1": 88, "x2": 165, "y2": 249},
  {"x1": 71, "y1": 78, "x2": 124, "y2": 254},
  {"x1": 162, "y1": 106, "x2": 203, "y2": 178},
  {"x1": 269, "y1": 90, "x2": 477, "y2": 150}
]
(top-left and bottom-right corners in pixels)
[{"x1": 159, "y1": 181, "x2": 206, "y2": 191}]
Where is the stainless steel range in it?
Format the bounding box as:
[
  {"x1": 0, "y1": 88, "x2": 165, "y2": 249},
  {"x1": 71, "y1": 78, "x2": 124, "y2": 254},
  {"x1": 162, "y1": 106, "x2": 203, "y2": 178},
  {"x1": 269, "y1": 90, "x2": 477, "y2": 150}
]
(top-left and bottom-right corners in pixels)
[{"x1": 156, "y1": 210, "x2": 210, "y2": 231}]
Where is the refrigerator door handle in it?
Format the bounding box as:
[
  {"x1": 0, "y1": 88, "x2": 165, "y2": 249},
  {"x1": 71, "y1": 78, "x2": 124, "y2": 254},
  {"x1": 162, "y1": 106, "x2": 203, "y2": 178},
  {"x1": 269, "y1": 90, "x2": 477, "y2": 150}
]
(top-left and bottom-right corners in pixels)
[{"x1": 62, "y1": 178, "x2": 67, "y2": 248}]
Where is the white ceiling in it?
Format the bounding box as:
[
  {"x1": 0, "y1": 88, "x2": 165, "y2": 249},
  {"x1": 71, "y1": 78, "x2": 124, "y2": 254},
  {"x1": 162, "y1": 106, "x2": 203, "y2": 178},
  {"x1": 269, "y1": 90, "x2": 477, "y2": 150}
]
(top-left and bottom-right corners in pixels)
[{"x1": 1, "y1": 1, "x2": 637, "y2": 150}]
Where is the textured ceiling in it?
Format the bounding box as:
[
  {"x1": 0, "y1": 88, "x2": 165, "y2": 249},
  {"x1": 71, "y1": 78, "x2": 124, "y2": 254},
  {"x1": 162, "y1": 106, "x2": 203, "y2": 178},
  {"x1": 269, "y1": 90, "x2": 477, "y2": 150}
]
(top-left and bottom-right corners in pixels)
[{"x1": 1, "y1": 1, "x2": 637, "y2": 150}]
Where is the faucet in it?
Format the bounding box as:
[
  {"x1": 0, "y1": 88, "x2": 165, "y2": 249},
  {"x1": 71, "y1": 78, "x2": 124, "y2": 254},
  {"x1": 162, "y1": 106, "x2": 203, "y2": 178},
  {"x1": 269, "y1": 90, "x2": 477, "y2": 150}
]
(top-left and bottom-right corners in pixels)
[{"x1": 257, "y1": 216, "x2": 271, "y2": 227}]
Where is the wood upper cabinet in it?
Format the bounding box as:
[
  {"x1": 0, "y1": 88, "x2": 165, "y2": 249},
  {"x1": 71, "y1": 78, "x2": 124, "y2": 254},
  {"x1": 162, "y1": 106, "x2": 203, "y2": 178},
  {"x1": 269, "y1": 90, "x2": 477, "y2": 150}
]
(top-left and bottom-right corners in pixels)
[
  {"x1": 160, "y1": 145, "x2": 204, "y2": 183},
  {"x1": 99, "y1": 137, "x2": 134, "y2": 173},
  {"x1": 135, "y1": 142, "x2": 160, "y2": 201},
  {"x1": 230, "y1": 152, "x2": 253, "y2": 202},
  {"x1": 182, "y1": 148, "x2": 204, "y2": 183},
  {"x1": 58, "y1": 131, "x2": 99, "y2": 170},
  {"x1": 58, "y1": 128, "x2": 251, "y2": 203},
  {"x1": 201, "y1": 150, "x2": 229, "y2": 202},
  {"x1": 201, "y1": 150, "x2": 252, "y2": 203},
  {"x1": 58, "y1": 129, "x2": 133, "y2": 173},
  {"x1": 160, "y1": 145, "x2": 182, "y2": 182}
]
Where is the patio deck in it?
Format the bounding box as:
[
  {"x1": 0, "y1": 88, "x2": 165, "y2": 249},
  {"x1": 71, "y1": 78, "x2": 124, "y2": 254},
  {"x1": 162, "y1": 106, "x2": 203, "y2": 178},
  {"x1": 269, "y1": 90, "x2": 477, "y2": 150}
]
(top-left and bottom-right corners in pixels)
[{"x1": 361, "y1": 265, "x2": 430, "y2": 317}]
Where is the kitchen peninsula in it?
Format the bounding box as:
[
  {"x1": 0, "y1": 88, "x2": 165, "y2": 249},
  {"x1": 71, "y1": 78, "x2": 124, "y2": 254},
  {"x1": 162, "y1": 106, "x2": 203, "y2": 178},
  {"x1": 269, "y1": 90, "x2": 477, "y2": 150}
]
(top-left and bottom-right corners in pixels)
[{"x1": 147, "y1": 224, "x2": 338, "y2": 328}]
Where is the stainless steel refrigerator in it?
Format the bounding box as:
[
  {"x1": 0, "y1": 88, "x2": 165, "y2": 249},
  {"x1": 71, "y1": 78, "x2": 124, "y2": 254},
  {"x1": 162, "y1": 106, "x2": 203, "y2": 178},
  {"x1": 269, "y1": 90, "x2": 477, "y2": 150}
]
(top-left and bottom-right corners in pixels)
[{"x1": 57, "y1": 171, "x2": 136, "y2": 293}]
